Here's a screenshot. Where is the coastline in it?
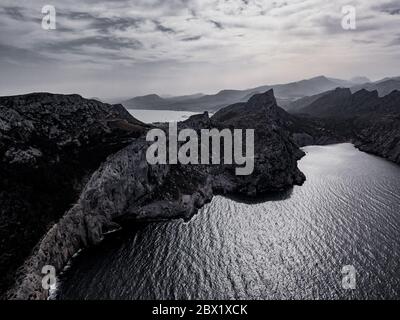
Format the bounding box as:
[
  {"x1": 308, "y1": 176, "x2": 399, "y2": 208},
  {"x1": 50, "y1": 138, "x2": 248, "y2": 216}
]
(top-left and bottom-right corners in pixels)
[{"x1": 2, "y1": 90, "x2": 399, "y2": 299}]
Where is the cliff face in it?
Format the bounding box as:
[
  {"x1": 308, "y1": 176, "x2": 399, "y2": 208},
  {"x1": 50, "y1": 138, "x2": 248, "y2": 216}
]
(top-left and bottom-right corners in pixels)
[
  {"x1": 348, "y1": 91, "x2": 400, "y2": 164},
  {"x1": 297, "y1": 88, "x2": 400, "y2": 118},
  {"x1": 0, "y1": 93, "x2": 149, "y2": 296},
  {"x1": 210, "y1": 90, "x2": 305, "y2": 194},
  {"x1": 286, "y1": 89, "x2": 400, "y2": 164},
  {"x1": 5, "y1": 90, "x2": 305, "y2": 299},
  {"x1": 352, "y1": 114, "x2": 400, "y2": 164}
]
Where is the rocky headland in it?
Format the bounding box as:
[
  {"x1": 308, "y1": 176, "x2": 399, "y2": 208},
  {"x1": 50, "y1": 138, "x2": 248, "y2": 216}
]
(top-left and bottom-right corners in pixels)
[
  {"x1": 0, "y1": 93, "x2": 149, "y2": 297},
  {"x1": 2, "y1": 87, "x2": 399, "y2": 299},
  {"x1": 2, "y1": 90, "x2": 305, "y2": 299}
]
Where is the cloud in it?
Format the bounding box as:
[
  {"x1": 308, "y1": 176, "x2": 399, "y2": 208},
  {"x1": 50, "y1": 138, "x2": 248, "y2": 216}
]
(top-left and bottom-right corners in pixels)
[
  {"x1": 208, "y1": 19, "x2": 224, "y2": 29},
  {"x1": 388, "y1": 35, "x2": 400, "y2": 46},
  {"x1": 61, "y1": 11, "x2": 144, "y2": 33},
  {"x1": 352, "y1": 39, "x2": 375, "y2": 44},
  {"x1": 2, "y1": 6, "x2": 25, "y2": 20},
  {"x1": 41, "y1": 36, "x2": 143, "y2": 52},
  {"x1": 0, "y1": 43, "x2": 54, "y2": 64},
  {"x1": 153, "y1": 20, "x2": 177, "y2": 34},
  {"x1": 181, "y1": 35, "x2": 202, "y2": 41},
  {"x1": 375, "y1": 1, "x2": 400, "y2": 15},
  {"x1": 0, "y1": 0, "x2": 399, "y2": 98}
]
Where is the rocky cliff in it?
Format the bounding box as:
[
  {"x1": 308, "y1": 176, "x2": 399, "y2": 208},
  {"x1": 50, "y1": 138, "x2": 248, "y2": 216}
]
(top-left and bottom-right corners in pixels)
[
  {"x1": 287, "y1": 89, "x2": 400, "y2": 164},
  {"x1": 352, "y1": 114, "x2": 400, "y2": 164},
  {"x1": 0, "y1": 93, "x2": 149, "y2": 296},
  {"x1": 4, "y1": 90, "x2": 305, "y2": 299}
]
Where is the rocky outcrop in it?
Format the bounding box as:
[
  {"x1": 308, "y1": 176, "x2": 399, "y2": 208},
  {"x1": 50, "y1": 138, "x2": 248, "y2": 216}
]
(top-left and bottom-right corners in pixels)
[
  {"x1": 5, "y1": 90, "x2": 305, "y2": 299},
  {"x1": 280, "y1": 115, "x2": 349, "y2": 147},
  {"x1": 298, "y1": 88, "x2": 400, "y2": 118},
  {"x1": 353, "y1": 114, "x2": 400, "y2": 165},
  {"x1": 0, "y1": 93, "x2": 150, "y2": 296},
  {"x1": 285, "y1": 89, "x2": 400, "y2": 164}
]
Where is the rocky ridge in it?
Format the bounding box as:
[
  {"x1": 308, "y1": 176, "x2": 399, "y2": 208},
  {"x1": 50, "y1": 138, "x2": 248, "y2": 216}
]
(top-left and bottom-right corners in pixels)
[
  {"x1": 288, "y1": 88, "x2": 400, "y2": 164},
  {"x1": 3, "y1": 90, "x2": 305, "y2": 299},
  {"x1": 0, "y1": 93, "x2": 149, "y2": 296}
]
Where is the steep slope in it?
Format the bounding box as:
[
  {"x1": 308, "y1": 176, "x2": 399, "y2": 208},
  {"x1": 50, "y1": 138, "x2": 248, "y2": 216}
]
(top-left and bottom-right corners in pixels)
[
  {"x1": 285, "y1": 90, "x2": 334, "y2": 113},
  {"x1": 0, "y1": 93, "x2": 149, "y2": 296},
  {"x1": 270, "y1": 76, "x2": 348, "y2": 99},
  {"x1": 297, "y1": 88, "x2": 372, "y2": 117},
  {"x1": 286, "y1": 78, "x2": 400, "y2": 113},
  {"x1": 296, "y1": 88, "x2": 400, "y2": 118}
]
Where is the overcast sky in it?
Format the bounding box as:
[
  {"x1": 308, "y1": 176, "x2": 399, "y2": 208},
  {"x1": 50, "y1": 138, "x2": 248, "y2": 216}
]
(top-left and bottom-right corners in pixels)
[{"x1": 0, "y1": 0, "x2": 399, "y2": 99}]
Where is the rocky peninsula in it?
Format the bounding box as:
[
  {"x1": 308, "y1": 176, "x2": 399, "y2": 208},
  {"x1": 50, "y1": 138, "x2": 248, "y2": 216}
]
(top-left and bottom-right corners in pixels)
[
  {"x1": 2, "y1": 90, "x2": 305, "y2": 299},
  {"x1": 2, "y1": 88, "x2": 399, "y2": 299}
]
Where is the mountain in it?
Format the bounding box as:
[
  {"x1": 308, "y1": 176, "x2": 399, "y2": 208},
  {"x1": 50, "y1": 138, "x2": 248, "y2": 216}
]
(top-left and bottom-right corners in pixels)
[
  {"x1": 284, "y1": 88, "x2": 400, "y2": 165},
  {"x1": 0, "y1": 93, "x2": 149, "y2": 296},
  {"x1": 122, "y1": 76, "x2": 358, "y2": 112},
  {"x1": 123, "y1": 89, "x2": 255, "y2": 112},
  {"x1": 350, "y1": 79, "x2": 400, "y2": 97},
  {"x1": 285, "y1": 90, "x2": 333, "y2": 113},
  {"x1": 6, "y1": 90, "x2": 305, "y2": 299},
  {"x1": 124, "y1": 94, "x2": 167, "y2": 109},
  {"x1": 376, "y1": 76, "x2": 400, "y2": 83},
  {"x1": 167, "y1": 93, "x2": 204, "y2": 101},
  {"x1": 350, "y1": 76, "x2": 371, "y2": 84},
  {"x1": 286, "y1": 77, "x2": 400, "y2": 113},
  {"x1": 89, "y1": 97, "x2": 103, "y2": 102},
  {"x1": 3, "y1": 88, "x2": 400, "y2": 299},
  {"x1": 294, "y1": 88, "x2": 400, "y2": 118}
]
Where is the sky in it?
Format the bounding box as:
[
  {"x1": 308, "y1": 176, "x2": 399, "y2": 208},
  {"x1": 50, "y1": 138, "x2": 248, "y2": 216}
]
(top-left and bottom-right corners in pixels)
[{"x1": 0, "y1": 0, "x2": 399, "y2": 100}]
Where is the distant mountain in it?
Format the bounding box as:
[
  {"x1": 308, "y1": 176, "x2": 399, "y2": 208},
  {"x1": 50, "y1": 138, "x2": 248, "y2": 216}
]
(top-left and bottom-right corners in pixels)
[
  {"x1": 350, "y1": 76, "x2": 371, "y2": 84},
  {"x1": 124, "y1": 94, "x2": 167, "y2": 109},
  {"x1": 376, "y1": 76, "x2": 400, "y2": 83},
  {"x1": 294, "y1": 88, "x2": 400, "y2": 118},
  {"x1": 350, "y1": 79, "x2": 400, "y2": 97},
  {"x1": 286, "y1": 77, "x2": 400, "y2": 113},
  {"x1": 167, "y1": 93, "x2": 204, "y2": 101},
  {"x1": 325, "y1": 77, "x2": 357, "y2": 87},
  {"x1": 285, "y1": 90, "x2": 334, "y2": 113},
  {"x1": 284, "y1": 86, "x2": 400, "y2": 165},
  {"x1": 264, "y1": 76, "x2": 353, "y2": 99},
  {"x1": 122, "y1": 76, "x2": 360, "y2": 112}
]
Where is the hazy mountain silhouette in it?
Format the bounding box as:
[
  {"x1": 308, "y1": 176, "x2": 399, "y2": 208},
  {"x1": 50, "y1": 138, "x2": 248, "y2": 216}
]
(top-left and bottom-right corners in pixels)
[
  {"x1": 286, "y1": 77, "x2": 400, "y2": 113},
  {"x1": 350, "y1": 79, "x2": 400, "y2": 97},
  {"x1": 122, "y1": 76, "x2": 361, "y2": 112},
  {"x1": 293, "y1": 88, "x2": 400, "y2": 118},
  {"x1": 350, "y1": 76, "x2": 371, "y2": 84}
]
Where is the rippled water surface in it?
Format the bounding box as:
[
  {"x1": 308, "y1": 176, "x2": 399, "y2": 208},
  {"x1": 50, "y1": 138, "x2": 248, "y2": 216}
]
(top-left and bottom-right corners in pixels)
[
  {"x1": 128, "y1": 109, "x2": 201, "y2": 123},
  {"x1": 57, "y1": 144, "x2": 400, "y2": 300}
]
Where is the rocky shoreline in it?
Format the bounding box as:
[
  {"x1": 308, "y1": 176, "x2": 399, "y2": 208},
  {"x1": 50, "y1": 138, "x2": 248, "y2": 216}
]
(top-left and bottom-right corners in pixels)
[
  {"x1": 1, "y1": 89, "x2": 399, "y2": 299},
  {"x1": 289, "y1": 88, "x2": 400, "y2": 165},
  {"x1": 2, "y1": 90, "x2": 305, "y2": 299},
  {"x1": 0, "y1": 93, "x2": 150, "y2": 298}
]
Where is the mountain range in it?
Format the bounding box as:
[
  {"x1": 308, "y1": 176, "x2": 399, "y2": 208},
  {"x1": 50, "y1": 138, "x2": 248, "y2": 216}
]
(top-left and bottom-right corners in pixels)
[
  {"x1": 283, "y1": 87, "x2": 400, "y2": 165},
  {"x1": 2, "y1": 84, "x2": 400, "y2": 299},
  {"x1": 293, "y1": 88, "x2": 400, "y2": 118},
  {"x1": 279, "y1": 78, "x2": 400, "y2": 113},
  {"x1": 121, "y1": 76, "x2": 400, "y2": 113},
  {"x1": 122, "y1": 76, "x2": 374, "y2": 112}
]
